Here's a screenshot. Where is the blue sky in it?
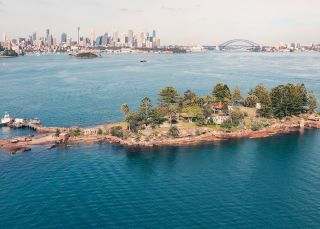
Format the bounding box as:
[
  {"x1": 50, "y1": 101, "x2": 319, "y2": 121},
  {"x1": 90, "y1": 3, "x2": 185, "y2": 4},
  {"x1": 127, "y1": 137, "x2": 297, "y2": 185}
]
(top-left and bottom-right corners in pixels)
[{"x1": 0, "y1": 0, "x2": 319, "y2": 45}]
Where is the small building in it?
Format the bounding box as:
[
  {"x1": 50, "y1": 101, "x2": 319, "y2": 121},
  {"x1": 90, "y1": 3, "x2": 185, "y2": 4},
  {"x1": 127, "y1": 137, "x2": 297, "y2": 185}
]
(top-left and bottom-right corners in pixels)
[
  {"x1": 84, "y1": 128, "x2": 97, "y2": 135},
  {"x1": 59, "y1": 132, "x2": 70, "y2": 143},
  {"x1": 256, "y1": 103, "x2": 261, "y2": 110},
  {"x1": 212, "y1": 115, "x2": 229, "y2": 125},
  {"x1": 212, "y1": 103, "x2": 224, "y2": 114},
  {"x1": 178, "y1": 113, "x2": 197, "y2": 122}
]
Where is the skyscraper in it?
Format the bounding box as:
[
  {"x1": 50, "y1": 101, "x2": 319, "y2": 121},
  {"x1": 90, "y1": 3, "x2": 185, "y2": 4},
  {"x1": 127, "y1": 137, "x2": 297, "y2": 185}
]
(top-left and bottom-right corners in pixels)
[
  {"x1": 48, "y1": 34, "x2": 53, "y2": 46},
  {"x1": 45, "y1": 29, "x2": 50, "y2": 42},
  {"x1": 32, "y1": 32, "x2": 37, "y2": 42},
  {"x1": 128, "y1": 30, "x2": 134, "y2": 47},
  {"x1": 77, "y1": 27, "x2": 80, "y2": 45},
  {"x1": 61, "y1": 33, "x2": 67, "y2": 43},
  {"x1": 2, "y1": 32, "x2": 6, "y2": 42},
  {"x1": 102, "y1": 33, "x2": 108, "y2": 46},
  {"x1": 90, "y1": 31, "x2": 95, "y2": 46},
  {"x1": 113, "y1": 32, "x2": 119, "y2": 42},
  {"x1": 152, "y1": 30, "x2": 156, "y2": 38}
]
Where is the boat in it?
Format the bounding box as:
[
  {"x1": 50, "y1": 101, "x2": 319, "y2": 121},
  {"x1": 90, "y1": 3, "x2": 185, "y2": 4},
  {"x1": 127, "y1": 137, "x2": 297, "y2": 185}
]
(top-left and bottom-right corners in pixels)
[
  {"x1": 140, "y1": 60, "x2": 147, "y2": 63},
  {"x1": 1, "y1": 112, "x2": 12, "y2": 127}
]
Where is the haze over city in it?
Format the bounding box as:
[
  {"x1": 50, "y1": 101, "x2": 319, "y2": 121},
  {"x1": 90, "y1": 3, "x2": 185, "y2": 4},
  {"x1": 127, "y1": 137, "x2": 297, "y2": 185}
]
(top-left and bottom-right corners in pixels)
[{"x1": 1, "y1": 0, "x2": 320, "y2": 45}]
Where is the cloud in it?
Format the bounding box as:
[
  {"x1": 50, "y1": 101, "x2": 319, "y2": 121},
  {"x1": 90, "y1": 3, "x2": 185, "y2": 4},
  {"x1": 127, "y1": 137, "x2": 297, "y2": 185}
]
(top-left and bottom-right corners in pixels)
[
  {"x1": 119, "y1": 7, "x2": 142, "y2": 13},
  {"x1": 161, "y1": 5, "x2": 182, "y2": 12}
]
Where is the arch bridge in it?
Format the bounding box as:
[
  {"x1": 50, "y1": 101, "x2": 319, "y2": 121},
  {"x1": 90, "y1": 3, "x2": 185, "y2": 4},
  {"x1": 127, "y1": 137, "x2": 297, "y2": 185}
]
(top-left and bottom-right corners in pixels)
[{"x1": 218, "y1": 39, "x2": 261, "y2": 51}]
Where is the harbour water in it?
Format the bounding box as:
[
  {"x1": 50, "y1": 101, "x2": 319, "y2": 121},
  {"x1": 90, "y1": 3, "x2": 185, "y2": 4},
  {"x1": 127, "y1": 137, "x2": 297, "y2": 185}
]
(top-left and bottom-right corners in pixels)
[{"x1": 0, "y1": 52, "x2": 320, "y2": 227}]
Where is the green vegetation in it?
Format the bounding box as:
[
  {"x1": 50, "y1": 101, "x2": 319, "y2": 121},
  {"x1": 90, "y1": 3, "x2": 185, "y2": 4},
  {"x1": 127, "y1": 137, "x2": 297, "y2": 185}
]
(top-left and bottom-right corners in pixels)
[
  {"x1": 110, "y1": 126, "x2": 124, "y2": 138},
  {"x1": 119, "y1": 83, "x2": 318, "y2": 135},
  {"x1": 251, "y1": 121, "x2": 272, "y2": 131},
  {"x1": 75, "y1": 52, "x2": 98, "y2": 58},
  {"x1": 55, "y1": 129, "x2": 61, "y2": 137},
  {"x1": 71, "y1": 128, "x2": 82, "y2": 137},
  {"x1": 97, "y1": 128, "x2": 103, "y2": 135},
  {"x1": 271, "y1": 84, "x2": 309, "y2": 118},
  {"x1": 0, "y1": 50, "x2": 18, "y2": 57},
  {"x1": 169, "y1": 126, "x2": 180, "y2": 138}
]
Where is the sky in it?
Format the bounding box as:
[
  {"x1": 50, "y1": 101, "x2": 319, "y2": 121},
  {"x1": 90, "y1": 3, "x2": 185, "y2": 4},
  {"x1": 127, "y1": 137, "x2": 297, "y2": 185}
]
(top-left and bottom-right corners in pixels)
[{"x1": 0, "y1": 0, "x2": 319, "y2": 45}]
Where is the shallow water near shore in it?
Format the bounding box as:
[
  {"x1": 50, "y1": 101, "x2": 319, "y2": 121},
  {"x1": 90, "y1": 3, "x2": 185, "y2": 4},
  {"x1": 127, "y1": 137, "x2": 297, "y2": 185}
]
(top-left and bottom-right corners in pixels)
[{"x1": 1, "y1": 52, "x2": 320, "y2": 227}]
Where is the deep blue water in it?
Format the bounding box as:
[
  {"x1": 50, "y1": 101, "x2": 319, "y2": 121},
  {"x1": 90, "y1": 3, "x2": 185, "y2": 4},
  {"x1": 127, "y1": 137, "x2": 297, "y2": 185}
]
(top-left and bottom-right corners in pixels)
[{"x1": 0, "y1": 53, "x2": 320, "y2": 228}]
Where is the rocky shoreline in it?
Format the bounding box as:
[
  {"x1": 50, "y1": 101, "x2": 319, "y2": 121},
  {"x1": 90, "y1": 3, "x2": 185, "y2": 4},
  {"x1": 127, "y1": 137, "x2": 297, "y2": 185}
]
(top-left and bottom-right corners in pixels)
[
  {"x1": 1, "y1": 120, "x2": 319, "y2": 154},
  {"x1": 104, "y1": 123, "x2": 310, "y2": 147}
]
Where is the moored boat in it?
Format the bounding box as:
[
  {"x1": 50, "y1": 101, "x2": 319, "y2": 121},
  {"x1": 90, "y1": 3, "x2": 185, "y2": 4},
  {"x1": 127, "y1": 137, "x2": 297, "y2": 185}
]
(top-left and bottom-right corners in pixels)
[{"x1": 1, "y1": 112, "x2": 13, "y2": 127}]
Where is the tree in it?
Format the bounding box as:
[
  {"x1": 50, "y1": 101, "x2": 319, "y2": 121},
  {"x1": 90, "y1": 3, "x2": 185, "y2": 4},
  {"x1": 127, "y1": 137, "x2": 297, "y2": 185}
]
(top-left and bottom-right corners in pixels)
[
  {"x1": 245, "y1": 94, "x2": 259, "y2": 108},
  {"x1": 212, "y1": 83, "x2": 231, "y2": 102},
  {"x1": 230, "y1": 109, "x2": 245, "y2": 126},
  {"x1": 169, "y1": 126, "x2": 180, "y2": 138},
  {"x1": 167, "y1": 104, "x2": 179, "y2": 125},
  {"x1": 125, "y1": 112, "x2": 142, "y2": 132},
  {"x1": 271, "y1": 84, "x2": 309, "y2": 118},
  {"x1": 254, "y1": 84, "x2": 272, "y2": 117},
  {"x1": 158, "y1": 86, "x2": 179, "y2": 107},
  {"x1": 149, "y1": 109, "x2": 166, "y2": 127},
  {"x1": 182, "y1": 89, "x2": 197, "y2": 107},
  {"x1": 121, "y1": 104, "x2": 130, "y2": 131},
  {"x1": 121, "y1": 104, "x2": 130, "y2": 115},
  {"x1": 231, "y1": 86, "x2": 243, "y2": 104},
  {"x1": 139, "y1": 97, "x2": 152, "y2": 120},
  {"x1": 308, "y1": 92, "x2": 318, "y2": 113}
]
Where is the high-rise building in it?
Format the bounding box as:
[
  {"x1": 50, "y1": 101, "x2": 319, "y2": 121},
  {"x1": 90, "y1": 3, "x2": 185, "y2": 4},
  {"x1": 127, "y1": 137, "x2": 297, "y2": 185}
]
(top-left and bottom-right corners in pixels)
[
  {"x1": 48, "y1": 34, "x2": 53, "y2": 46},
  {"x1": 77, "y1": 27, "x2": 80, "y2": 45},
  {"x1": 128, "y1": 30, "x2": 134, "y2": 47},
  {"x1": 61, "y1": 33, "x2": 67, "y2": 43},
  {"x1": 2, "y1": 32, "x2": 6, "y2": 42},
  {"x1": 96, "y1": 36, "x2": 103, "y2": 46},
  {"x1": 90, "y1": 31, "x2": 95, "y2": 46},
  {"x1": 102, "y1": 33, "x2": 108, "y2": 46},
  {"x1": 45, "y1": 29, "x2": 50, "y2": 42},
  {"x1": 152, "y1": 30, "x2": 156, "y2": 38},
  {"x1": 32, "y1": 32, "x2": 37, "y2": 41},
  {"x1": 113, "y1": 32, "x2": 119, "y2": 42}
]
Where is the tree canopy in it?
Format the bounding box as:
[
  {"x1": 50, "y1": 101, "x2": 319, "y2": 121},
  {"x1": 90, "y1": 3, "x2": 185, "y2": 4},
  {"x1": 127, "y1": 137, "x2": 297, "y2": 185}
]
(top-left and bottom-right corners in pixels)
[{"x1": 158, "y1": 86, "x2": 180, "y2": 107}]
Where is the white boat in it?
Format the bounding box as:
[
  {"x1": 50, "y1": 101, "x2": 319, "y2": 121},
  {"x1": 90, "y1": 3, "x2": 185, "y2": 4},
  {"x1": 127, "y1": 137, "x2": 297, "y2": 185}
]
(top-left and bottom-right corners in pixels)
[{"x1": 1, "y1": 112, "x2": 12, "y2": 126}]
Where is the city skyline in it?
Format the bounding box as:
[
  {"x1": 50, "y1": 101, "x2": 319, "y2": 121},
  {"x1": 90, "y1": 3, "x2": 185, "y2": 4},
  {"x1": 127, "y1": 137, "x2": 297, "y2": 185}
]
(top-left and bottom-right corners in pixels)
[{"x1": 0, "y1": 0, "x2": 320, "y2": 45}]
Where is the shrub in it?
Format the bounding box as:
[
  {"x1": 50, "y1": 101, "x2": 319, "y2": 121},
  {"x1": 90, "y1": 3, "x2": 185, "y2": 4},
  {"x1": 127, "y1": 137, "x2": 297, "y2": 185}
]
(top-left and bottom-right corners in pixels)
[
  {"x1": 169, "y1": 126, "x2": 180, "y2": 138},
  {"x1": 71, "y1": 128, "x2": 81, "y2": 136},
  {"x1": 97, "y1": 128, "x2": 103, "y2": 135},
  {"x1": 55, "y1": 129, "x2": 61, "y2": 137},
  {"x1": 251, "y1": 121, "x2": 271, "y2": 131},
  {"x1": 110, "y1": 126, "x2": 124, "y2": 138},
  {"x1": 230, "y1": 109, "x2": 245, "y2": 126},
  {"x1": 220, "y1": 120, "x2": 232, "y2": 130}
]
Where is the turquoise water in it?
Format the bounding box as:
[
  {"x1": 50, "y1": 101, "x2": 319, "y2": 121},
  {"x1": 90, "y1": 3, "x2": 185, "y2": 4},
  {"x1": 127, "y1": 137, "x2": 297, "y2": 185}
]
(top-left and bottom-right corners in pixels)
[{"x1": 0, "y1": 53, "x2": 320, "y2": 228}]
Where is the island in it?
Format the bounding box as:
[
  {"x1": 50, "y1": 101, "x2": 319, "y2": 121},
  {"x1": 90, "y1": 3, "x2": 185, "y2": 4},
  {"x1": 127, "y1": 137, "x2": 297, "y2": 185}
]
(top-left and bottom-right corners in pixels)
[
  {"x1": 74, "y1": 52, "x2": 99, "y2": 58},
  {"x1": 0, "y1": 50, "x2": 19, "y2": 58},
  {"x1": 0, "y1": 82, "x2": 319, "y2": 154}
]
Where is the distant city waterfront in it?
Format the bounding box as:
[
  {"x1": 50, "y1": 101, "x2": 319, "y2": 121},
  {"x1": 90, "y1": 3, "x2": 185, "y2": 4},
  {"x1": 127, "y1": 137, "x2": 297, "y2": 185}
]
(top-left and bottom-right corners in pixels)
[
  {"x1": 1, "y1": 29, "x2": 320, "y2": 56},
  {"x1": 1, "y1": 52, "x2": 320, "y2": 227}
]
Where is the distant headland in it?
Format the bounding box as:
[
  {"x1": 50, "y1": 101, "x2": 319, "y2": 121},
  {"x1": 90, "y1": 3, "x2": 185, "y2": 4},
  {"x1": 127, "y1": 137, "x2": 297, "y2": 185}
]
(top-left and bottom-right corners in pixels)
[{"x1": 0, "y1": 83, "x2": 319, "y2": 154}]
